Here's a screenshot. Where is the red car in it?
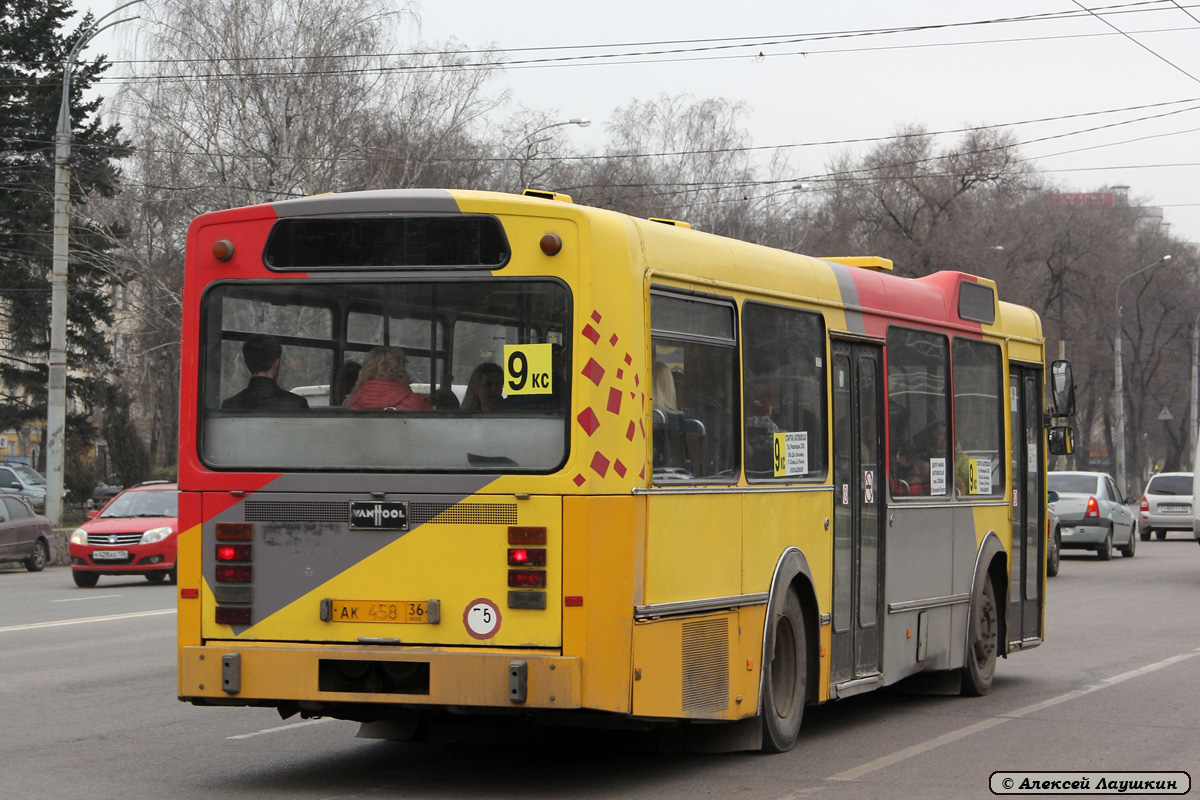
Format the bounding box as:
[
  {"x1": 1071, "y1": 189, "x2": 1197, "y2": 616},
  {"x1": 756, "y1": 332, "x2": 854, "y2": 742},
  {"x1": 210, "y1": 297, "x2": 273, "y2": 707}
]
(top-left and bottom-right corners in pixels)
[{"x1": 68, "y1": 481, "x2": 179, "y2": 588}]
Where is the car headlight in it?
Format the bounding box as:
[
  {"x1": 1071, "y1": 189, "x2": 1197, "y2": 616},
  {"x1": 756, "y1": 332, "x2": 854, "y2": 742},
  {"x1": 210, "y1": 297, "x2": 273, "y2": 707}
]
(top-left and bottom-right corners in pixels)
[
  {"x1": 140, "y1": 526, "x2": 173, "y2": 544},
  {"x1": 69, "y1": 528, "x2": 88, "y2": 545}
]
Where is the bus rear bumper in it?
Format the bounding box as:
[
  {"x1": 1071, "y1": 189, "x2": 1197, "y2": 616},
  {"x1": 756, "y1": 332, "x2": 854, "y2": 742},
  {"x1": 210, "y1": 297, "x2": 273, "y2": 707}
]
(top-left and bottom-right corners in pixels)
[{"x1": 179, "y1": 643, "x2": 581, "y2": 710}]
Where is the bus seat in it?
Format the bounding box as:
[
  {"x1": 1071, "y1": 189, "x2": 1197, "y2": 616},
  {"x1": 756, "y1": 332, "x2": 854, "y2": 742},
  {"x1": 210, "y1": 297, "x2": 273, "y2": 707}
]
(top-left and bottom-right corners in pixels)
[{"x1": 681, "y1": 417, "x2": 708, "y2": 476}]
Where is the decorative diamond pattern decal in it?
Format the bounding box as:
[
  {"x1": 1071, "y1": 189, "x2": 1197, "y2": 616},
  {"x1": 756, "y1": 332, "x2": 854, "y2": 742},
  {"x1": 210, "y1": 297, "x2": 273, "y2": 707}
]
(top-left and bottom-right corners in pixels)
[
  {"x1": 572, "y1": 307, "x2": 645, "y2": 490},
  {"x1": 577, "y1": 408, "x2": 600, "y2": 436},
  {"x1": 581, "y1": 358, "x2": 605, "y2": 386}
]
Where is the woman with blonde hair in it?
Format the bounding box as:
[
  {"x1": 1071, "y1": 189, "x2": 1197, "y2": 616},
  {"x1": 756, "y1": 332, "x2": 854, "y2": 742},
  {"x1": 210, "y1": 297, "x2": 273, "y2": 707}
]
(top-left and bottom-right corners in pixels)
[
  {"x1": 348, "y1": 346, "x2": 432, "y2": 411},
  {"x1": 652, "y1": 361, "x2": 678, "y2": 412}
]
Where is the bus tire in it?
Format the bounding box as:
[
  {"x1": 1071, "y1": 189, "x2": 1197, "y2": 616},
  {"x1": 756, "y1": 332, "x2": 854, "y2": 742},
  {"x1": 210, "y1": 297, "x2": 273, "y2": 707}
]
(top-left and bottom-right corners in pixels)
[
  {"x1": 760, "y1": 587, "x2": 807, "y2": 753},
  {"x1": 961, "y1": 575, "x2": 998, "y2": 697}
]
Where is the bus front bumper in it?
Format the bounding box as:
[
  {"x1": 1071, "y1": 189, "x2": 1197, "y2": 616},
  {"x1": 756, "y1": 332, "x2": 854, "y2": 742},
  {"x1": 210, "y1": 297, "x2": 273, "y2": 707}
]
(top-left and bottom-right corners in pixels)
[{"x1": 179, "y1": 643, "x2": 581, "y2": 710}]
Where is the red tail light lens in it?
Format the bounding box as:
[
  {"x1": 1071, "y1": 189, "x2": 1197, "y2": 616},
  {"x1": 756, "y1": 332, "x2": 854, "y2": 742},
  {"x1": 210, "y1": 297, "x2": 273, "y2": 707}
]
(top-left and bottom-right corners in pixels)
[
  {"x1": 1086, "y1": 497, "x2": 1100, "y2": 518},
  {"x1": 216, "y1": 544, "x2": 252, "y2": 562},
  {"x1": 508, "y1": 526, "x2": 547, "y2": 545},
  {"x1": 508, "y1": 548, "x2": 546, "y2": 567},
  {"x1": 215, "y1": 564, "x2": 253, "y2": 583},
  {"x1": 215, "y1": 522, "x2": 253, "y2": 541},
  {"x1": 1140, "y1": 497, "x2": 1149, "y2": 512},
  {"x1": 215, "y1": 606, "x2": 252, "y2": 625},
  {"x1": 508, "y1": 569, "x2": 547, "y2": 588}
]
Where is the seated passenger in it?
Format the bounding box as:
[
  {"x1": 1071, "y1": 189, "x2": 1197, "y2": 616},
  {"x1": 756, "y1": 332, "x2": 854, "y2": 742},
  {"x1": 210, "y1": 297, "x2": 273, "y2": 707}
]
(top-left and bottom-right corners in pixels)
[
  {"x1": 221, "y1": 334, "x2": 309, "y2": 411},
  {"x1": 334, "y1": 360, "x2": 361, "y2": 406},
  {"x1": 347, "y1": 346, "x2": 432, "y2": 411},
  {"x1": 462, "y1": 362, "x2": 504, "y2": 411}
]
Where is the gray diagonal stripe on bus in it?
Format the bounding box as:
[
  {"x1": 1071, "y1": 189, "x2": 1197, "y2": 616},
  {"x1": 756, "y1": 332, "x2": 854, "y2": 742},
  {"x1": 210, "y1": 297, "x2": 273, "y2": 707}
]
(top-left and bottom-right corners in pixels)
[
  {"x1": 824, "y1": 260, "x2": 867, "y2": 336},
  {"x1": 212, "y1": 474, "x2": 500, "y2": 632}
]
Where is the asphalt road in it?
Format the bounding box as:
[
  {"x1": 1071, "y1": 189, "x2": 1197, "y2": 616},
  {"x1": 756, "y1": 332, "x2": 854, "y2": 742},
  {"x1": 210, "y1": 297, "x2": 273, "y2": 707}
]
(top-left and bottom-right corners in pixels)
[{"x1": 2, "y1": 535, "x2": 1198, "y2": 800}]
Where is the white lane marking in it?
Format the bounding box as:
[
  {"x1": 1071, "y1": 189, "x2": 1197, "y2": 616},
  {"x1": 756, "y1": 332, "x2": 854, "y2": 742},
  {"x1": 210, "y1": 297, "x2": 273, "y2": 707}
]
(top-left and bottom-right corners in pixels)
[
  {"x1": 0, "y1": 608, "x2": 175, "y2": 633},
  {"x1": 227, "y1": 717, "x2": 340, "y2": 739},
  {"x1": 827, "y1": 645, "x2": 1200, "y2": 782},
  {"x1": 53, "y1": 594, "x2": 122, "y2": 603}
]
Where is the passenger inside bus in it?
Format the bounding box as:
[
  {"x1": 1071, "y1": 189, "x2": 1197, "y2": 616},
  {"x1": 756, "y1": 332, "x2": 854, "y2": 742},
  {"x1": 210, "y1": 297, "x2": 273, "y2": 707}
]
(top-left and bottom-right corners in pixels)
[
  {"x1": 347, "y1": 346, "x2": 432, "y2": 411},
  {"x1": 221, "y1": 334, "x2": 310, "y2": 411},
  {"x1": 652, "y1": 362, "x2": 685, "y2": 469},
  {"x1": 462, "y1": 362, "x2": 504, "y2": 412},
  {"x1": 333, "y1": 360, "x2": 361, "y2": 406},
  {"x1": 744, "y1": 382, "x2": 783, "y2": 476}
]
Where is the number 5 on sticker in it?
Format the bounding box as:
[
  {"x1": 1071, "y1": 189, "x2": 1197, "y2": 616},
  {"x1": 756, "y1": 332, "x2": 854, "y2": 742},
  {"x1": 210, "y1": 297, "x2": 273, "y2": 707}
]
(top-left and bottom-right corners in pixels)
[{"x1": 504, "y1": 343, "x2": 553, "y2": 395}]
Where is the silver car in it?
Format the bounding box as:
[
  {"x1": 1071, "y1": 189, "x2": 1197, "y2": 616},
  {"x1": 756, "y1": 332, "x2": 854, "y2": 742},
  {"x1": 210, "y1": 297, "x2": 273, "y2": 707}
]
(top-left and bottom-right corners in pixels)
[
  {"x1": 1048, "y1": 471, "x2": 1137, "y2": 560},
  {"x1": 1138, "y1": 471, "x2": 1193, "y2": 541}
]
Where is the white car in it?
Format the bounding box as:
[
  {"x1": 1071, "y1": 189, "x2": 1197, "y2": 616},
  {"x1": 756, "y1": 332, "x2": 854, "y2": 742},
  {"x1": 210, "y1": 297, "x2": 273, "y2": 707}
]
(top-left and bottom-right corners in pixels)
[
  {"x1": 1138, "y1": 472, "x2": 1193, "y2": 541},
  {"x1": 1048, "y1": 471, "x2": 1136, "y2": 560}
]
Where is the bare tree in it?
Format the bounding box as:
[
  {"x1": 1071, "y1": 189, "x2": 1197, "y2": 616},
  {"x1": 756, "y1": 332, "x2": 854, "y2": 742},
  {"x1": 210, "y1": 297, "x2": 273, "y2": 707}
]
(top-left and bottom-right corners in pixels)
[{"x1": 571, "y1": 94, "x2": 758, "y2": 232}]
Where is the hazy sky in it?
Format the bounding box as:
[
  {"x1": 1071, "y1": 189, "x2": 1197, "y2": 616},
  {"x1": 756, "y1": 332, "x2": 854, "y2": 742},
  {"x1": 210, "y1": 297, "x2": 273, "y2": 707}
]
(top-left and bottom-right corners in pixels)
[
  {"x1": 408, "y1": 0, "x2": 1200, "y2": 243},
  {"x1": 83, "y1": 1, "x2": 1200, "y2": 243}
]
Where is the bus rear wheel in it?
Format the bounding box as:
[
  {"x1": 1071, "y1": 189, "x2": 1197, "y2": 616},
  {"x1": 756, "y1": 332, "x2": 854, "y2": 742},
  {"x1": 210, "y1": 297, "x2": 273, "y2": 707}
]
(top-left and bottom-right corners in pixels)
[
  {"x1": 760, "y1": 588, "x2": 807, "y2": 753},
  {"x1": 961, "y1": 576, "x2": 997, "y2": 697}
]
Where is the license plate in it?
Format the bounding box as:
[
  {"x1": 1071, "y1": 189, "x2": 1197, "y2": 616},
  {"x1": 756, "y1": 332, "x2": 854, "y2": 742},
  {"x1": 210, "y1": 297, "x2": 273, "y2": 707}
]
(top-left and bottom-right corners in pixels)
[
  {"x1": 91, "y1": 550, "x2": 128, "y2": 560},
  {"x1": 329, "y1": 600, "x2": 432, "y2": 624},
  {"x1": 1160, "y1": 504, "x2": 1189, "y2": 513}
]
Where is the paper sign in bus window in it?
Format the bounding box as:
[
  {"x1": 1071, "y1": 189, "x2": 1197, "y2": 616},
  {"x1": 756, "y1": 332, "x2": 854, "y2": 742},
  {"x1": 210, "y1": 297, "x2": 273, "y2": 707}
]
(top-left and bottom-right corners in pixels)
[
  {"x1": 773, "y1": 431, "x2": 809, "y2": 477},
  {"x1": 504, "y1": 344, "x2": 553, "y2": 395},
  {"x1": 930, "y1": 458, "x2": 947, "y2": 495}
]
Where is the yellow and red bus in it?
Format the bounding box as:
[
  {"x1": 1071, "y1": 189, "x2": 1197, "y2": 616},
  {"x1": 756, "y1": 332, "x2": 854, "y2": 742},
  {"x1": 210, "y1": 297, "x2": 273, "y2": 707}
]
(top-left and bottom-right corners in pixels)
[{"x1": 177, "y1": 188, "x2": 1074, "y2": 752}]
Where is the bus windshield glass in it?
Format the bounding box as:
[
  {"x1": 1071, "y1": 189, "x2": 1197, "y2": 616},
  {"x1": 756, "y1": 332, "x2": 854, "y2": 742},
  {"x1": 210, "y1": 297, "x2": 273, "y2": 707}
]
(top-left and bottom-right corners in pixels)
[{"x1": 200, "y1": 279, "x2": 570, "y2": 473}]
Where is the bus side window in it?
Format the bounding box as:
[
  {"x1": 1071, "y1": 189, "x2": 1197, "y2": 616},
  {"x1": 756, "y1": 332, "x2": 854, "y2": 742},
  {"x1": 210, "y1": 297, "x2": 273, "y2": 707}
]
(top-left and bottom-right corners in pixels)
[
  {"x1": 742, "y1": 302, "x2": 826, "y2": 481},
  {"x1": 886, "y1": 327, "x2": 950, "y2": 498},
  {"x1": 951, "y1": 338, "x2": 1004, "y2": 497},
  {"x1": 650, "y1": 292, "x2": 738, "y2": 482}
]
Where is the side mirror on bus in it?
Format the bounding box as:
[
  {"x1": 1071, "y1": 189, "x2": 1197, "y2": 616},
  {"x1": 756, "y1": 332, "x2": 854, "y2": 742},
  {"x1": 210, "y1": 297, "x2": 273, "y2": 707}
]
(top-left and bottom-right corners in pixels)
[
  {"x1": 1048, "y1": 425, "x2": 1074, "y2": 456},
  {"x1": 1050, "y1": 360, "x2": 1075, "y2": 417}
]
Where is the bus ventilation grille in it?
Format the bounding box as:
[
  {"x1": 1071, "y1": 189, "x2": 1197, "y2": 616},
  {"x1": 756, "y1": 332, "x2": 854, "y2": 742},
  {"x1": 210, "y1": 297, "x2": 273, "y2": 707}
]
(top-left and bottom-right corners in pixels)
[
  {"x1": 411, "y1": 502, "x2": 517, "y2": 525},
  {"x1": 242, "y1": 501, "x2": 517, "y2": 526},
  {"x1": 681, "y1": 618, "x2": 730, "y2": 713}
]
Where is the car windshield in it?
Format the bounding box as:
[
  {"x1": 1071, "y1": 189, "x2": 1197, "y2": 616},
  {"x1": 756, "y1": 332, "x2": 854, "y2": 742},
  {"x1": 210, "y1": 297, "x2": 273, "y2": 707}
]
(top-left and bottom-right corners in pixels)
[
  {"x1": 1147, "y1": 475, "x2": 1192, "y2": 495},
  {"x1": 12, "y1": 465, "x2": 44, "y2": 485},
  {"x1": 1048, "y1": 473, "x2": 1100, "y2": 495},
  {"x1": 200, "y1": 279, "x2": 571, "y2": 472},
  {"x1": 100, "y1": 489, "x2": 178, "y2": 519}
]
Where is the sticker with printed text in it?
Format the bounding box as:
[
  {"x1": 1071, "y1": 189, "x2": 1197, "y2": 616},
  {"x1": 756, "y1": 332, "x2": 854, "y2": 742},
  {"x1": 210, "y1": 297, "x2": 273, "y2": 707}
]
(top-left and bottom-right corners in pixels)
[{"x1": 504, "y1": 344, "x2": 554, "y2": 395}]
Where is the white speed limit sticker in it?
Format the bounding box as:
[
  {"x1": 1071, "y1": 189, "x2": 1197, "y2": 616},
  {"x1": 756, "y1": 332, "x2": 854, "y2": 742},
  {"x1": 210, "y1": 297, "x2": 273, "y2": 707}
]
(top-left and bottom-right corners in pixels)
[{"x1": 464, "y1": 599, "x2": 502, "y2": 640}]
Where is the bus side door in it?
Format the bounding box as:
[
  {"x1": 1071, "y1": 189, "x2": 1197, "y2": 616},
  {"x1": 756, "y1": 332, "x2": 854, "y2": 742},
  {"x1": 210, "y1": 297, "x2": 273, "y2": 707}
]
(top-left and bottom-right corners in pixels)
[
  {"x1": 831, "y1": 341, "x2": 885, "y2": 684},
  {"x1": 1009, "y1": 365, "x2": 1044, "y2": 646}
]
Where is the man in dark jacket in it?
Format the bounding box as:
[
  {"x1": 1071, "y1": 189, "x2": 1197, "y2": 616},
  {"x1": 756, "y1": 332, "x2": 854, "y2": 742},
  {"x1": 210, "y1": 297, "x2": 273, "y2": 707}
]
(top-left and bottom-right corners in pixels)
[{"x1": 221, "y1": 334, "x2": 309, "y2": 411}]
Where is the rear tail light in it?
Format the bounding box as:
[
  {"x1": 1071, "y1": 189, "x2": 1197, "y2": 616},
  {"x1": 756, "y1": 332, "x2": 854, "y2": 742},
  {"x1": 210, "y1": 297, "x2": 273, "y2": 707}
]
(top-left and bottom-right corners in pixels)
[
  {"x1": 215, "y1": 522, "x2": 253, "y2": 541},
  {"x1": 216, "y1": 543, "x2": 252, "y2": 562},
  {"x1": 506, "y1": 526, "x2": 548, "y2": 605},
  {"x1": 214, "y1": 521, "x2": 255, "y2": 624},
  {"x1": 215, "y1": 606, "x2": 252, "y2": 626},
  {"x1": 1086, "y1": 497, "x2": 1100, "y2": 518},
  {"x1": 508, "y1": 526, "x2": 547, "y2": 545},
  {"x1": 216, "y1": 564, "x2": 253, "y2": 583},
  {"x1": 509, "y1": 569, "x2": 547, "y2": 588},
  {"x1": 1140, "y1": 497, "x2": 1149, "y2": 513},
  {"x1": 508, "y1": 548, "x2": 546, "y2": 566}
]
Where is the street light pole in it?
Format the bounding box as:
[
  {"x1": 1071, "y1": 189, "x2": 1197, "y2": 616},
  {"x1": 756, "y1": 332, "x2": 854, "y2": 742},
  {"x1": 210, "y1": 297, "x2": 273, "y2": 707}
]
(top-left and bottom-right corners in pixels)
[
  {"x1": 498, "y1": 117, "x2": 590, "y2": 193},
  {"x1": 737, "y1": 182, "x2": 807, "y2": 242},
  {"x1": 46, "y1": 1, "x2": 143, "y2": 525},
  {"x1": 1113, "y1": 254, "x2": 1171, "y2": 494}
]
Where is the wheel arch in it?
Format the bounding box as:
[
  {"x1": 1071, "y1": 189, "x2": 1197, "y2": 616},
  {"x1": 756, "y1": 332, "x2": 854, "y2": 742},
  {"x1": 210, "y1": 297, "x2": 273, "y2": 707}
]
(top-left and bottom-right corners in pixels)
[
  {"x1": 759, "y1": 547, "x2": 820, "y2": 707},
  {"x1": 970, "y1": 530, "x2": 1009, "y2": 657}
]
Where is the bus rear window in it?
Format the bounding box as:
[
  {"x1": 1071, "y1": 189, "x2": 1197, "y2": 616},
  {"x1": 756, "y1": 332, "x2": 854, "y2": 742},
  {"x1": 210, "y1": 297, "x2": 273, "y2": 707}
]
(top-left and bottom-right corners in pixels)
[
  {"x1": 263, "y1": 216, "x2": 510, "y2": 270},
  {"x1": 200, "y1": 279, "x2": 569, "y2": 472}
]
